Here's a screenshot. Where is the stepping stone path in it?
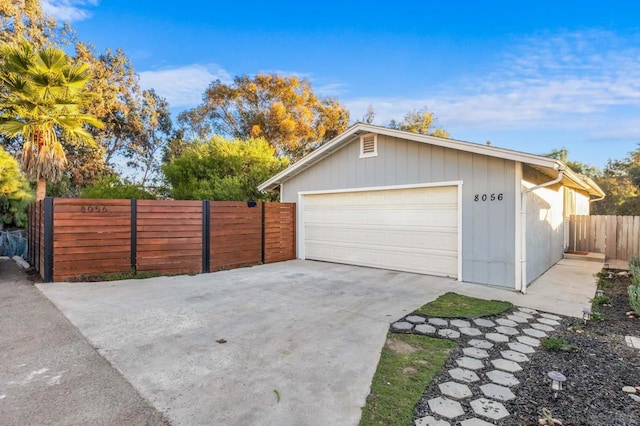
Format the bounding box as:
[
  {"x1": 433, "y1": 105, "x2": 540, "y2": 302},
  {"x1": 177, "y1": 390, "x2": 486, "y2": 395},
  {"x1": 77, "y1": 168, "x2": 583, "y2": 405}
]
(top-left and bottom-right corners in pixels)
[{"x1": 392, "y1": 305, "x2": 565, "y2": 425}]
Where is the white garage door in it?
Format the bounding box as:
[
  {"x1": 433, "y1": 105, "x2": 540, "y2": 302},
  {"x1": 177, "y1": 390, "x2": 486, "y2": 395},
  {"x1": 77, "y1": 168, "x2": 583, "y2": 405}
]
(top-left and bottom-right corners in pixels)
[{"x1": 302, "y1": 185, "x2": 459, "y2": 277}]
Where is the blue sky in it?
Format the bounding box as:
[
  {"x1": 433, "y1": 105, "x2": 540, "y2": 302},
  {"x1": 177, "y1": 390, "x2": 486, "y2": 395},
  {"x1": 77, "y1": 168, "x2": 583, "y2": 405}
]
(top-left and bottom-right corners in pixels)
[{"x1": 43, "y1": 0, "x2": 640, "y2": 168}]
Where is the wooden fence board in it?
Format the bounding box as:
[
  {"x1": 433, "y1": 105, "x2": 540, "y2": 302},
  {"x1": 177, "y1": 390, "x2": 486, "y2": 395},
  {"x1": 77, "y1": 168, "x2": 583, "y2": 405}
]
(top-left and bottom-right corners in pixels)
[
  {"x1": 29, "y1": 199, "x2": 297, "y2": 282},
  {"x1": 568, "y1": 215, "x2": 640, "y2": 262}
]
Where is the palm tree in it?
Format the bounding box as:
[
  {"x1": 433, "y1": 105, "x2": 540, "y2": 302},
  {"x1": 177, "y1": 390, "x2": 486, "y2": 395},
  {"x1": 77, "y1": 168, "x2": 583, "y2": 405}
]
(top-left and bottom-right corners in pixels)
[{"x1": 0, "y1": 40, "x2": 102, "y2": 200}]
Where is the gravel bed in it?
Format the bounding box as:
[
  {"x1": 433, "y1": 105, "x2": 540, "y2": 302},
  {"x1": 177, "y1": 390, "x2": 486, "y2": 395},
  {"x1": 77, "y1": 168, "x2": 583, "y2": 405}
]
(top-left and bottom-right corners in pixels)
[{"x1": 409, "y1": 270, "x2": 640, "y2": 425}]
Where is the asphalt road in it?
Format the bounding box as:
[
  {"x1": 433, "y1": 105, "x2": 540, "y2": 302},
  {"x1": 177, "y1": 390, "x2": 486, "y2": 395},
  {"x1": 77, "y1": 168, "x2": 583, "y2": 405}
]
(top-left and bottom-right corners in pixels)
[{"x1": 0, "y1": 259, "x2": 168, "y2": 426}]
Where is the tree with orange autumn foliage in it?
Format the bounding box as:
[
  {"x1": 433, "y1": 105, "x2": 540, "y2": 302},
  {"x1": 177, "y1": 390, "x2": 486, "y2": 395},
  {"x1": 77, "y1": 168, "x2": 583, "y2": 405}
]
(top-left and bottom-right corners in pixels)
[{"x1": 178, "y1": 74, "x2": 350, "y2": 160}]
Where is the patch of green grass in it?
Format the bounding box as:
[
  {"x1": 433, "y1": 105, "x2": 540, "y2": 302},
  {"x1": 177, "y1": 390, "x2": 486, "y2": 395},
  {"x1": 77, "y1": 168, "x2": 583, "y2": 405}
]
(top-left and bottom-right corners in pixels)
[
  {"x1": 415, "y1": 292, "x2": 512, "y2": 318},
  {"x1": 541, "y1": 336, "x2": 578, "y2": 352},
  {"x1": 71, "y1": 269, "x2": 162, "y2": 282},
  {"x1": 359, "y1": 333, "x2": 456, "y2": 426}
]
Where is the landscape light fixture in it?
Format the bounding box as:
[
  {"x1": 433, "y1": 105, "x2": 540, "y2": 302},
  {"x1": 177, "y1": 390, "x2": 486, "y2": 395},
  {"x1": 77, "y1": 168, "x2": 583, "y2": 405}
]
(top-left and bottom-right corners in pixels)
[
  {"x1": 595, "y1": 289, "x2": 604, "y2": 298},
  {"x1": 548, "y1": 371, "x2": 566, "y2": 398},
  {"x1": 582, "y1": 309, "x2": 591, "y2": 324}
]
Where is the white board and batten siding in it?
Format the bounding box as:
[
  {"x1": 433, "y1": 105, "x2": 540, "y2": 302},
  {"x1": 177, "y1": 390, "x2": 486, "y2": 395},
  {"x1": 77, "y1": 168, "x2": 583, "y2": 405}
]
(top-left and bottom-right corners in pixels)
[
  {"x1": 300, "y1": 185, "x2": 460, "y2": 278},
  {"x1": 282, "y1": 134, "x2": 518, "y2": 288}
]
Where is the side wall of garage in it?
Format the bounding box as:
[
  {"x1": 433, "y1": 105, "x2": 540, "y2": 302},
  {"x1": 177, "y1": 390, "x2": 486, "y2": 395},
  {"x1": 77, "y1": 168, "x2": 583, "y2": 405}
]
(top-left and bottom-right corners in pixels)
[
  {"x1": 281, "y1": 134, "x2": 518, "y2": 287},
  {"x1": 523, "y1": 166, "x2": 565, "y2": 284}
]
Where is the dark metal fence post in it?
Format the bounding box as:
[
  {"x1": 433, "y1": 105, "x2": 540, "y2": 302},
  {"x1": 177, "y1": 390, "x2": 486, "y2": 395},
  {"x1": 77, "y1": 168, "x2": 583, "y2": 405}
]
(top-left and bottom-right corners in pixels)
[
  {"x1": 261, "y1": 202, "x2": 266, "y2": 264},
  {"x1": 131, "y1": 199, "x2": 137, "y2": 272},
  {"x1": 43, "y1": 197, "x2": 54, "y2": 283},
  {"x1": 202, "y1": 200, "x2": 210, "y2": 273}
]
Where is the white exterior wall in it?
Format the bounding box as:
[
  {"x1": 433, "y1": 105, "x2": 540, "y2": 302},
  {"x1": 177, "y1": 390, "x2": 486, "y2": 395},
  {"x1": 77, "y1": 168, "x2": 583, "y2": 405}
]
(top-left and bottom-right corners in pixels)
[
  {"x1": 280, "y1": 134, "x2": 518, "y2": 287},
  {"x1": 523, "y1": 166, "x2": 565, "y2": 284}
]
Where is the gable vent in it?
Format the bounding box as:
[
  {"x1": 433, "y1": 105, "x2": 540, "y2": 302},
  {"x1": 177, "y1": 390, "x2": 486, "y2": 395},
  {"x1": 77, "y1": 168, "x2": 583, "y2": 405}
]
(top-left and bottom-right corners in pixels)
[{"x1": 360, "y1": 133, "x2": 378, "y2": 158}]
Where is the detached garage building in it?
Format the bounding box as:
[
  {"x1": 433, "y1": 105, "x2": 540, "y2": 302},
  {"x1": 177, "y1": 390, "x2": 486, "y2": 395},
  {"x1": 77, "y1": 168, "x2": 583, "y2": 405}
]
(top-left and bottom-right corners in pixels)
[{"x1": 258, "y1": 123, "x2": 604, "y2": 291}]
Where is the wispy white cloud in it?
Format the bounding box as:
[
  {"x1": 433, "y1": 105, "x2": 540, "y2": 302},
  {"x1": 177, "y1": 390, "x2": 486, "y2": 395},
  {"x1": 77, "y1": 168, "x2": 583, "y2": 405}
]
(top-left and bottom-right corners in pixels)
[
  {"x1": 347, "y1": 30, "x2": 640, "y2": 137},
  {"x1": 139, "y1": 64, "x2": 232, "y2": 108},
  {"x1": 41, "y1": 0, "x2": 98, "y2": 22}
]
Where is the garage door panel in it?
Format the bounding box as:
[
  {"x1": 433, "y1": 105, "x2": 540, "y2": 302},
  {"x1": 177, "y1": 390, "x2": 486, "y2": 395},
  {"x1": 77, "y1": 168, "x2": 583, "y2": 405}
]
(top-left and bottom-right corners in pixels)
[
  {"x1": 305, "y1": 226, "x2": 457, "y2": 251},
  {"x1": 302, "y1": 186, "x2": 459, "y2": 278},
  {"x1": 305, "y1": 242, "x2": 457, "y2": 276}
]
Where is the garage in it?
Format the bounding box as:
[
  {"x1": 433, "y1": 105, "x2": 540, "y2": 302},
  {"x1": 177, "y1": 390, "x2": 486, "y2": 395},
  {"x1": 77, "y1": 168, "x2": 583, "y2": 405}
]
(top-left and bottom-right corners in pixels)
[
  {"x1": 300, "y1": 184, "x2": 460, "y2": 278},
  {"x1": 259, "y1": 123, "x2": 605, "y2": 288}
]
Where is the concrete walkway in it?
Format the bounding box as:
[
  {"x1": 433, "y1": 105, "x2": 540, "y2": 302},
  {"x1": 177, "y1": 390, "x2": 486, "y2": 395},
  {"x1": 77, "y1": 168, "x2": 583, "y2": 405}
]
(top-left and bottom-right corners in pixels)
[
  {"x1": 453, "y1": 259, "x2": 601, "y2": 318},
  {"x1": 0, "y1": 259, "x2": 167, "y2": 426},
  {"x1": 36, "y1": 259, "x2": 599, "y2": 425}
]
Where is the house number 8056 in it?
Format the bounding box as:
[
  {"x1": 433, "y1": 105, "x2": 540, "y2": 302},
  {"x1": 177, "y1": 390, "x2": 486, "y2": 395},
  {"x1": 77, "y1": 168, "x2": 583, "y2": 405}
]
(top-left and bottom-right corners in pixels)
[
  {"x1": 474, "y1": 193, "x2": 503, "y2": 202},
  {"x1": 80, "y1": 205, "x2": 108, "y2": 213}
]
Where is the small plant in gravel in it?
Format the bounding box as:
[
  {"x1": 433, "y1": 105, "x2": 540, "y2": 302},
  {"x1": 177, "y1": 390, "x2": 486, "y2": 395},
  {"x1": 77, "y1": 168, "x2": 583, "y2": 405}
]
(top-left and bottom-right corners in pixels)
[
  {"x1": 541, "y1": 336, "x2": 578, "y2": 352},
  {"x1": 628, "y1": 283, "x2": 640, "y2": 316},
  {"x1": 538, "y1": 408, "x2": 563, "y2": 425},
  {"x1": 591, "y1": 294, "x2": 611, "y2": 307},
  {"x1": 628, "y1": 256, "x2": 640, "y2": 316}
]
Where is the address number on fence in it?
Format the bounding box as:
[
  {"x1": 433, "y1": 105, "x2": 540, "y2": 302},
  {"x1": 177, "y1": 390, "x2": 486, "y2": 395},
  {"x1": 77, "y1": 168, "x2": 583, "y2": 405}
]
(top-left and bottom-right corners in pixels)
[
  {"x1": 80, "y1": 205, "x2": 108, "y2": 213},
  {"x1": 473, "y1": 193, "x2": 504, "y2": 202}
]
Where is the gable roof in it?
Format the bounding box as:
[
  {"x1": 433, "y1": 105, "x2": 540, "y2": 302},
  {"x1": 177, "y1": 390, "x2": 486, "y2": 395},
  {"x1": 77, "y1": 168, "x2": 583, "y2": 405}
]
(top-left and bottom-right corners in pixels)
[{"x1": 258, "y1": 123, "x2": 604, "y2": 197}]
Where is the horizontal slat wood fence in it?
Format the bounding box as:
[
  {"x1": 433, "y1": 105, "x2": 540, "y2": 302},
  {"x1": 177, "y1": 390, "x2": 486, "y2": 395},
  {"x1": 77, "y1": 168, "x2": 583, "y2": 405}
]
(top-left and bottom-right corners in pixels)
[
  {"x1": 27, "y1": 198, "x2": 296, "y2": 282},
  {"x1": 568, "y1": 215, "x2": 640, "y2": 261}
]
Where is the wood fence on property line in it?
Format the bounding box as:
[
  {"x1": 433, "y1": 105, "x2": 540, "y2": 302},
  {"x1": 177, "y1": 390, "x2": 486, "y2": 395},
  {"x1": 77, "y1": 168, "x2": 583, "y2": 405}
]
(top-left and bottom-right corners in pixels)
[
  {"x1": 27, "y1": 198, "x2": 296, "y2": 282},
  {"x1": 568, "y1": 215, "x2": 640, "y2": 261}
]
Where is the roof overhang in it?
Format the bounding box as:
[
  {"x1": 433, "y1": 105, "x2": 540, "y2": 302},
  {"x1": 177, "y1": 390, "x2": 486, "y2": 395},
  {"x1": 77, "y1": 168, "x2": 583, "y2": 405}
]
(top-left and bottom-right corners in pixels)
[{"x1": 258, "y1": 123, "x2": 605, "y2": 199}]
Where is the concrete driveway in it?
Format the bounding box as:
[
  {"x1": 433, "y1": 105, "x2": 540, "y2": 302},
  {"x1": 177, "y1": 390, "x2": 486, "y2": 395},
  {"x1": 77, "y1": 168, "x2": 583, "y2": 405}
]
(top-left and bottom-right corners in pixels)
[
  {"x1": 38, "y1": 260, "x2": 459, "y2": 425},
  {"x1": 37, "y1": 258, "x2": 599, "y2": 425}
]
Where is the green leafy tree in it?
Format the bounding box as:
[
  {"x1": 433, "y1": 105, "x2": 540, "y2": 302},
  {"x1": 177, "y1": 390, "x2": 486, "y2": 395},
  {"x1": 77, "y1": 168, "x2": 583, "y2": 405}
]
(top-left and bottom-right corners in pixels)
[
  {"x1": 544, "y1": 147, "x2": 600, "y2": 178},
  {"x1": 591, "y1": 144, "x2": 640, "y2": 215},
  {"x1": 178, "y1": 74, "x2": 350, "y2": 160},
  {"x1": 162, "y1": 136, "x2": 289, "y2": 201},
  {"x1": 80, "y1": 174, "x2": 156, "y2": 200},
  {"x1": 0, "y1": 40, "x2": 102, "y2": 200},
  {"x1": 389, "y1": 107, "x2": 449, "y2": 138},
  {"x1": 0, "y1": 145, "x2": 32, "y2": 228}
]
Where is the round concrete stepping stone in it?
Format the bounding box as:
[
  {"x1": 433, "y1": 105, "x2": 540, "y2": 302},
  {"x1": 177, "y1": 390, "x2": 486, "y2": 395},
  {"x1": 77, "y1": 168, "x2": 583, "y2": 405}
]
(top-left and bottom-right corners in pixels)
[
  {"x1": 448, "y1": 368, "x2": 480, "y2": 383},
  {"x1": 415, "y1": 324, "x2": 437, "y2": 335},
  {"x1": 438, "y1": 328, "x2": 460, "y2": 339},
  {"x1": 538, "y1": 317, "x2": 561, "y2": 326},
  {"x1": 463, "y1": 347, "x2": 490, "y2": 359},
  {"x1": 450, "y1": 319, "x2": 471, "y2": 328},
  {"x1": 495, "y1": 326, "x2": 519, "y2": 336},
  {"x1": 460, "y1": 418, "x2": 495, "y2": 426},
  {"x1": 508, "y1": 341, "x2": 535, "y2": 354},
  {"x1": 406, "y1": 315, "x2": 426, "y2": 324},
  {"x1": 512, "y1": 311, "x2": 534, "y2": 320},
  {"x1": 470, "y1": 398, "x2": 510, "y2": 420},
  {"x1": 495, "y1": 318, "x2": 518, "y2": 327},
  {"x1": 480, "y1": 383, "x2": 516, "y2": 401},
  {"x1": 439, "y1": 381, "x2": 473, "y2": 399},
  {"x1": 516, "y1": 335, "x2": 540, "y2": 347},
  {"x1": 485, "y1": 332, "x2": 509, "y2": 343},
  {"x1": 427, "y1": 396, "x2": 464, "y2": 419},
  {"x1": 392, "y1": 321, "x2": 413, "y2": 331},
  {"x1": 491, "y1": 358, "x2": 522, "y2": 372},
  {"x1": 415, "y1": 416, "x2": 449, "y2": 426},
  {"x1": 518, "y1": 307, "x2": 538, "y2": 314},
  {"x1": 486, "y1": 369, "x2": 520, "y2": 386},
  {"x1": 531, "y1": 323, "x2": 555, "y2": 332},
  {"x1": 523, "y1": 328, "x2": 547, "y2": 338},
  {"x1": 456, "y1": 356, "x2": 484, "y2": 370},
  {"x1": 501, "y1": 350, "x2": 530, "y2": 363},
  {"x1": 469, "y1": 339, "x2": 494, "y2": 349},
  {"x1": 429, "y1": 318, "x2": 448, "y2": 326},
  {"x1": 540, "y1": 313, "x2": 562, "y2": 321},
  {"x1": 459, "y1": 327, "x2": 483, "y2": 336},
  {"x1": 473, "y1": 318, "x2": 496, "y2": 327},
  {"x1": 506, "y1": 314, "x2": 529, "y2": 324}
]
